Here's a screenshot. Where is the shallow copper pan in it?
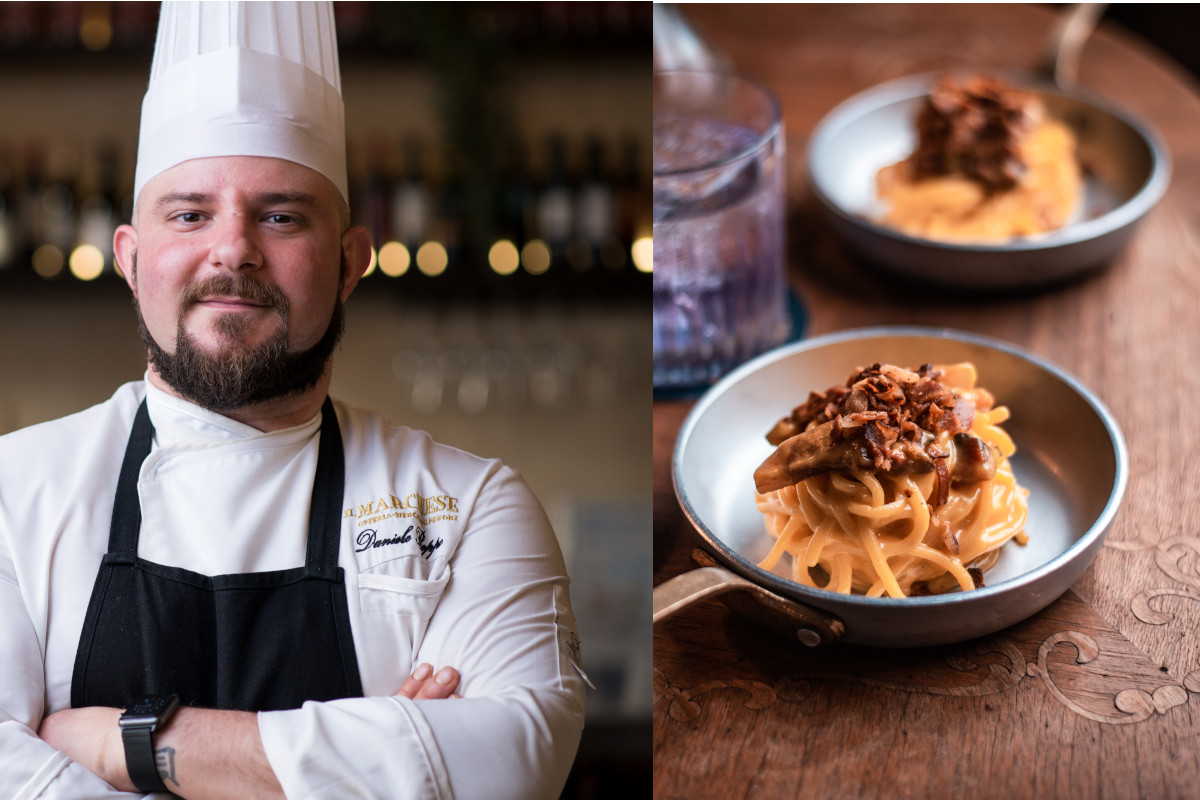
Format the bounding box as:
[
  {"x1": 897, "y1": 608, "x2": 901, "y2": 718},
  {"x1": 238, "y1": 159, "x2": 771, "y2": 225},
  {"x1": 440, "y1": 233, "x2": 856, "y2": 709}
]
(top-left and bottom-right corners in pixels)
[
  {"x1": 654, "y1": 327, "x2": 1127, "y2": 647},
  {"x1": 806, "y1": 73, "x2": 1170, "y2": 290}
]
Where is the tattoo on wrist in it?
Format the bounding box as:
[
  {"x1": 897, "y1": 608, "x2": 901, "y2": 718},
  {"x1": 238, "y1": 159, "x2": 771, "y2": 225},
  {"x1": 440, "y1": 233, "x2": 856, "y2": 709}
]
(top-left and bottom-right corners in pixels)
[{"x1": 155, "y1": 747, "x2": 180, "y2": 788}]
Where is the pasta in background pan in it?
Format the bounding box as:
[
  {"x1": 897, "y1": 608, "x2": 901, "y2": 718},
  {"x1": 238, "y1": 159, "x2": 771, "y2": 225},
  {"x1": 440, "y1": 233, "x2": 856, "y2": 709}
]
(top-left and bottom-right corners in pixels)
[{"x1": 873, "y1": 74, "x2": 1083, "y2": 244}]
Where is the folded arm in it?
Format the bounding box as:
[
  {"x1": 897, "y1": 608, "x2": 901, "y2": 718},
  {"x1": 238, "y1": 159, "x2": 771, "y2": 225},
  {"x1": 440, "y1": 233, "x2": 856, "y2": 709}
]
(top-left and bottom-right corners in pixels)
[{"x1": 36, "y1": 666, "x2": 462, "y2": 799}]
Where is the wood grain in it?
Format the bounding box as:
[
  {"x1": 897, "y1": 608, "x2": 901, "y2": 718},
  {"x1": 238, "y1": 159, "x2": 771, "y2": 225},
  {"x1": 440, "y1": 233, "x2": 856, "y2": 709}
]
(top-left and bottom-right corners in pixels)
[{"x1": 653, "y1": 4, "x2": 1200, "y2": 798}]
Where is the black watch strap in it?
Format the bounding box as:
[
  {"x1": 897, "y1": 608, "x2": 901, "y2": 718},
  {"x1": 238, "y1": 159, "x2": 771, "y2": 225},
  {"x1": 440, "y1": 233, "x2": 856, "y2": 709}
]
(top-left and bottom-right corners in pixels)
[
  {"x1": 120, "y1": 694, "x2": 179, "y2": 794},
  {"x1": 122, "y1": 723, "x2": 170, "y2": 793}
]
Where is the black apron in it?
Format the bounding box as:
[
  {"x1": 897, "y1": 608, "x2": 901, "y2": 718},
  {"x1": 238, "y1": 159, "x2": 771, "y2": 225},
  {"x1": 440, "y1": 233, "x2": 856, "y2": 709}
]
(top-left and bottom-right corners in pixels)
[{"x1": 71, "y1": 397, "x2": 363, "y2": 712}]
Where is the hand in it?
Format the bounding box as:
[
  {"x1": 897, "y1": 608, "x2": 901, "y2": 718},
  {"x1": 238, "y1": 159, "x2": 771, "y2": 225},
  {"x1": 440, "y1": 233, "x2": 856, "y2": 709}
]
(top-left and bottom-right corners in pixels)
[
  {"x1": 396, "y1": 663, "x2": 462, "y2": 700},
  {"x1": 38, "y1": 706, "x2": 134, "y2": 791}
]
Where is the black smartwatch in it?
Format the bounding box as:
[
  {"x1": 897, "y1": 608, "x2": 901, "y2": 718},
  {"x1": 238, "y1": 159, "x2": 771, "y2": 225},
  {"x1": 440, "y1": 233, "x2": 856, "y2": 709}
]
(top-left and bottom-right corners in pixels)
[{"x1": 119, "y1": 694, "x2": 180, "y2": 794}]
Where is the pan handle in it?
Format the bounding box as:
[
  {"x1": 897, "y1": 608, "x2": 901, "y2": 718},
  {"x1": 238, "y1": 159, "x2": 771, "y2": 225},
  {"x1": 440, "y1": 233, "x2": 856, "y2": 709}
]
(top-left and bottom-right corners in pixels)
[
  {"x1": 1041, "y1": 3, "x2": 1106, "y2": 89},
  {"x1": 653, "y1": 551, "x2": 845, "y2": 646}
]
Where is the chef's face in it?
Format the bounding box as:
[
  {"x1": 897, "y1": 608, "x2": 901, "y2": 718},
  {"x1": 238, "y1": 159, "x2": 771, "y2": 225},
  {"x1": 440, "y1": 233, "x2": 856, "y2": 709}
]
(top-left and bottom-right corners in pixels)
[{"x1": 115, "y1": 156, "x2": 370, "y2": 409}]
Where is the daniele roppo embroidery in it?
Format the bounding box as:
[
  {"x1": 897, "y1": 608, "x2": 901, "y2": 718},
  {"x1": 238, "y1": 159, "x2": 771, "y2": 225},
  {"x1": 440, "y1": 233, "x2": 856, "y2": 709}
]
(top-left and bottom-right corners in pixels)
[
  {"x1": 344, "y1": 492, "x2": 459, "y2": 559},
  {"x1": 355, "y1": 525, "x2": 443, "y2": 559}
]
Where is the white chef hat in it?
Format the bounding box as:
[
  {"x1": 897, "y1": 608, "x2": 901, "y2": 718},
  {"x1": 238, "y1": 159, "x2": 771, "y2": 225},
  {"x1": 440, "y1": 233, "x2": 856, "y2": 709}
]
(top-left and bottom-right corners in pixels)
[{"x1": 133, "y1": 1, "x2": 348, "y2": 204}]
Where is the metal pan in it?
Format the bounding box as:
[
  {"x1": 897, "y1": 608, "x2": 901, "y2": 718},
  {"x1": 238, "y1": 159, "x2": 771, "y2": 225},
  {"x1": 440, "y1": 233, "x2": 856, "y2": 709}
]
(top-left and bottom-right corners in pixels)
[
  {"x1": 805, "y1": 72, "x2": 1170, "y2": 290},
  {"x1": 653, "y1": 327, "x2": 1127, "y2": 647}
]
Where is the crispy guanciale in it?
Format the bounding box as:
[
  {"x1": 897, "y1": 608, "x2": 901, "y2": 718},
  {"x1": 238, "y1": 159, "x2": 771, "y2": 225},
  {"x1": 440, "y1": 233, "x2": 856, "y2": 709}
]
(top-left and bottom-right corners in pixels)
[
  {"x1": 910, "y1": 74, "x2": 1040, "y2": 191},
  {"x1": 753, "y1": 363, "x2": 997, "y2": 501}
]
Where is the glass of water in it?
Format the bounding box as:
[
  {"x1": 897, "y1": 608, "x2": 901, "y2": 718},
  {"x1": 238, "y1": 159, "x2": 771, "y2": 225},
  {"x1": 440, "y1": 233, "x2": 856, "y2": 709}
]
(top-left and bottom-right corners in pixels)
[{"x1": 653, "y1": 71, "x2": 791, "y2": 391}]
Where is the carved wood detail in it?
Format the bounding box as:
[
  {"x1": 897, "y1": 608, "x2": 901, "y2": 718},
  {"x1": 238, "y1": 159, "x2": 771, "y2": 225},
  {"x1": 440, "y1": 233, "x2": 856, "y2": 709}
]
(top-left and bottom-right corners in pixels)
[
  {"x1": 1025, "y1": 631, "x2": 1190, "y2": 724},
  {"x1": 655, "y1": 628, "x2": 1197, "y2": 726}
]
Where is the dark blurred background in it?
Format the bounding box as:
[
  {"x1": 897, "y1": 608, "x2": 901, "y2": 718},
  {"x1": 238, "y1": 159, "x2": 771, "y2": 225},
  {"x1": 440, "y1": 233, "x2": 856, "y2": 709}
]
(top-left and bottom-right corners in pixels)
[
  {"x1": 1050, "y1": 3, "x2": 1200, "y2": 83},
  {"x1": 0, "y1": 3, "x2": 651, "y2": 798},
  {"x1": 0, "y1": 1, "x2": 652, "y2": 301}
]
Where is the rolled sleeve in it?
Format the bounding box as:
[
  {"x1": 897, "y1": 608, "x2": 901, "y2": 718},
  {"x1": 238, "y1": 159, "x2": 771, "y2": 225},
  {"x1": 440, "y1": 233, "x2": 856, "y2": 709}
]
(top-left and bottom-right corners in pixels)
[{"x1": 258, "y1": 696, "x2": 450, "y2": 800}]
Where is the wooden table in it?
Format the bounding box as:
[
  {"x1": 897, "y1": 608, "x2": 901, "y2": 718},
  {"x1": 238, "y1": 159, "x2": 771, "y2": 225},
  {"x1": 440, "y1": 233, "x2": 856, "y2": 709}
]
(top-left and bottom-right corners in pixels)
[{"x1": 653, "y1": 5, "x2": 1200, "y2": 798}]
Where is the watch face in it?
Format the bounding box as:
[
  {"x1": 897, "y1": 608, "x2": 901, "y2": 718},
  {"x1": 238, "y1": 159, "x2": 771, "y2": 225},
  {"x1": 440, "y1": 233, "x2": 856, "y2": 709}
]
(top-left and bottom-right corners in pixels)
[
  {"x1": 120, "y1": 694, "x2": 179, "y2": 728},
  {"x1": 127, "y1": 697, "x2": 169, "y2": 716}
]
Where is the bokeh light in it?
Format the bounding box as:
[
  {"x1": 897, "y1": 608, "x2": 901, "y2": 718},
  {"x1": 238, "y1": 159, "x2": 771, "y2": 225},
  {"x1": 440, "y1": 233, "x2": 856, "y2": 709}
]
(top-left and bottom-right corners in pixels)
[
  {"x1": 378, "y1": 241, "x2": 411, "y2": 277},
  {"x1": 488, "y1": 240, "x2": 520, "y2": 276},
  {"x1": 361, "y1": 246, "x2": 378, "y2": 277},
  {"x1": 631, "y1": 237, "x2": 652, "y2": 273},
  {"x1": 521, "y1": 240, "x2": 551, "y2": 275},
  {"x1": 32, "y1": 245, "x2": 64, "y2": 279},
  {"x1": 416, "y1": 242, "x2": 448, "y2": 276},
  {"x1": 69, "y1": 244, "x2": 106, "y2": 280}
]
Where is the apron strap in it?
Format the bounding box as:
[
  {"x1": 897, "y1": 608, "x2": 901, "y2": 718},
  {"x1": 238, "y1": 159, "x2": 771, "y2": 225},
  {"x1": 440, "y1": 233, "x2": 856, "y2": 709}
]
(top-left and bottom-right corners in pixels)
[
  {"x1": 305, "y1": 398, "x2": 344, "y2": 579},
  {"x1": 107, "y1": 400, "x2": 154, "y2": 560}
]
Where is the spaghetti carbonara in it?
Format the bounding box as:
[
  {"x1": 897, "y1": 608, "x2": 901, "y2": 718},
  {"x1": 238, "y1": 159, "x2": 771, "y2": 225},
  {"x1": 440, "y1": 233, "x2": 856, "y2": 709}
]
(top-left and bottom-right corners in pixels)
[{"x1": 753, "y1": 362, "x2": 1028, "y2": 598}]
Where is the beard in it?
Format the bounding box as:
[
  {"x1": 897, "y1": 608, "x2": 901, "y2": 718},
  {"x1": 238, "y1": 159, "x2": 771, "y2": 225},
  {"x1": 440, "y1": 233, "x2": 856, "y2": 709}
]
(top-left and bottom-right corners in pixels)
[{"x1": 134, "y1": 262, "x2": 345, "y2": 413}]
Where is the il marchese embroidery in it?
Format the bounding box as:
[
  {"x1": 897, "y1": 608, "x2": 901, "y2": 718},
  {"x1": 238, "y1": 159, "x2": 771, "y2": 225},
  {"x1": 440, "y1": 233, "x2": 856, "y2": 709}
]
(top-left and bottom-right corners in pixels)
[{"x1": 343, "y1": 492, "x2": 460, "y2": 527}]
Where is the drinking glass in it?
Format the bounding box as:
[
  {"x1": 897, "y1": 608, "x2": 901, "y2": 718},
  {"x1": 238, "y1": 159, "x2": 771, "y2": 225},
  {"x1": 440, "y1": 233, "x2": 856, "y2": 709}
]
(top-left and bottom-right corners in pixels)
[{"x1": 653, "y1": 71, "x2": 791, "y2": 390}]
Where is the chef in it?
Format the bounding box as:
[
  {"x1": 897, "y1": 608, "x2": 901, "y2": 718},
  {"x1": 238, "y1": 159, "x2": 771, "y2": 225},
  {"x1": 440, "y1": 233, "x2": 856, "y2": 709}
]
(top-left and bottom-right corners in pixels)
[{"x1": 0, "y1": 2, "x2": 586, "y2": 798}]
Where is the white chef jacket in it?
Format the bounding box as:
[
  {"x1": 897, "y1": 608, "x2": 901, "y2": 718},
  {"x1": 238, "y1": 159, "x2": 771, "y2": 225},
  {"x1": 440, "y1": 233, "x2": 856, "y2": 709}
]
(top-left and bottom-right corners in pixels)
[{"x1": 0, "y1": 380, "x2": 586, "y2": 799}]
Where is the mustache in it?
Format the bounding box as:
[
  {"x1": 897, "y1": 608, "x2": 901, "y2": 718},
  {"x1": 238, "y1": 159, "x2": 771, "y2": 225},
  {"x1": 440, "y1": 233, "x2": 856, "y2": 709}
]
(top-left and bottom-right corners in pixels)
[{"x1": 180, "y1": 274, "x2": 290, "y2": 316}]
